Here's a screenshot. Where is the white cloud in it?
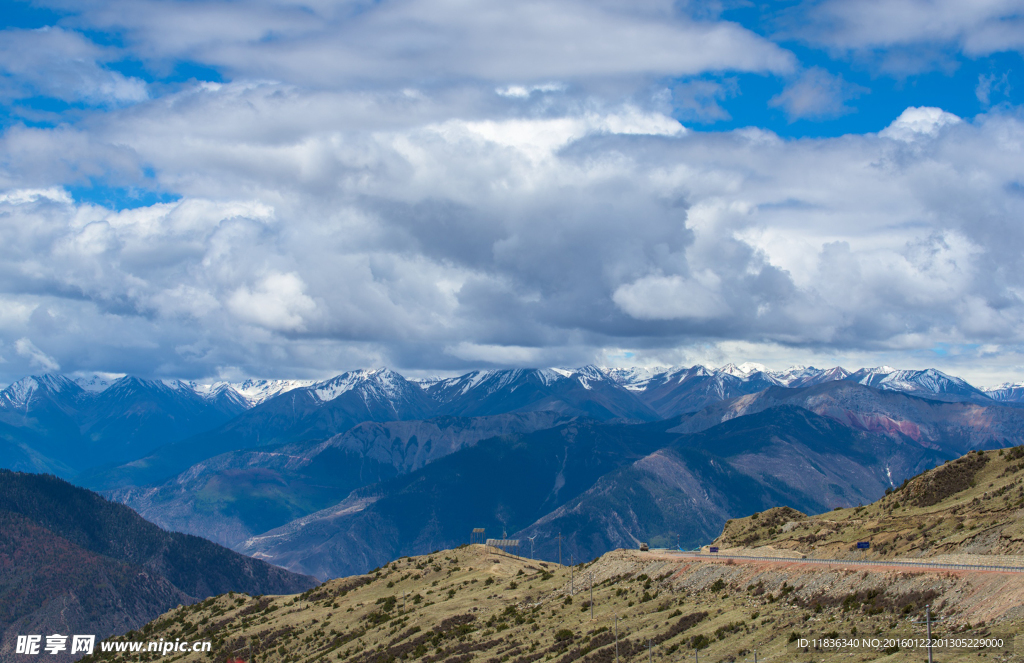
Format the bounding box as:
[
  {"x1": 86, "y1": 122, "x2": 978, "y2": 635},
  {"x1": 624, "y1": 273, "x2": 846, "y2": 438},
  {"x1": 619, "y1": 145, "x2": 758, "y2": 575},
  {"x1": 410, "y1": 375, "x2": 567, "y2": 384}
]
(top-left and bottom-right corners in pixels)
[
  {"x1": 612, "y1": 274, "x2": 729, "y2": 321},
  {"x1": 880, "y1": 106, "x2": 962, "y2": 140},
  {"x1": 39, "y1": 0, "x2": 794, "y2": 88},
  {"x1": 227, "y1": 272, "x2": 317, "y2": 332},
  {"x1": 0, "y1": 299, "x2": 37, "y2": 328},
  {"x1": 496, "y1": 83, "x2": 565, "y2": 98},
  {"x1": 976, "y1": 72, "x2": 1012, "y2": 106},
  {"x1": 2, "y1": 93, "x2": 1024, "y2": 380},
  {"x1": 797, "y1": 0, "x2": 1024, "y2": 58},
  {"x1": 448, "y1": 108, "x2": 685, "y2": 162},
  {"x1": 0, "y1": 28, "x2": 147, "y2": 105},
  {"x1": 3, "y1": 4, "x2": 1024, "y2": 383},
  {"x1": 0, "y1": 188, "x2": 73, "y2": 205},
  {"x1": 15, "y1": 338, "x2": 60, "y2": 372}
]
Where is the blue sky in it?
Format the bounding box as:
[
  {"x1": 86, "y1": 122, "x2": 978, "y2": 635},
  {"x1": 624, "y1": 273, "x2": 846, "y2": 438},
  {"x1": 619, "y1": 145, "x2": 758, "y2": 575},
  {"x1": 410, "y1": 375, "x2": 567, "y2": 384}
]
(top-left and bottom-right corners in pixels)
[{"x1": 1, "y1": 0, "x2": 1024, "y2": 385}]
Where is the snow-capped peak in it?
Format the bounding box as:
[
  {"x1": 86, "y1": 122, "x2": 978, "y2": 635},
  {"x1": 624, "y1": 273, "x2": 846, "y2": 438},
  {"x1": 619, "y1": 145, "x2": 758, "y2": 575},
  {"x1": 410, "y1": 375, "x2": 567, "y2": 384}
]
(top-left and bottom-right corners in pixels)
[
  {"x1": 865, "y1": 366, "x2": 898, "y2": 375},
  {"x1": 228, "y1": 379, "x2": 315, "y2": 403},
  {"x1": 73, "y1": 373, "x2": 122, "y2": 393},
  {"x1": 986, "y1": 380, "x2": 1024, "y2": 391},
  {"x1": 599, "y1": 365, "x2": 673, "y2": 390},
  {"x1": 311, "y1": 368, "x2": 410, "y2": 403},
  {"x1": 730, "y1": 362, "x2": 770, "y2": 376},
  {"x1": 1, "y1": 376, "x2": 41, "y2": 407},
  {"x1": 0, "y1": 374, "x2": 79, "y2": 408},
  {"x1": 737, "y1": 364, "x2": 770, "y2": 377},
  {"x1": 407, "y1": 376, "x2": 445, "y2": 389}
]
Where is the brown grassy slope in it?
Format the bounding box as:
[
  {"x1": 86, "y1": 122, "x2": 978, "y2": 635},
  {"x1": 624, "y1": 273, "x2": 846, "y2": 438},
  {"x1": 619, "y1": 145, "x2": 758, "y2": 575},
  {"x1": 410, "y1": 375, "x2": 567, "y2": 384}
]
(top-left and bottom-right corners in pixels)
[
  {"x1": 713, "y1": 446, "x2": 1024, "y2": 562},
  {"x1": 80, "y1": 541, "x2": 1024, "y2": 663}
]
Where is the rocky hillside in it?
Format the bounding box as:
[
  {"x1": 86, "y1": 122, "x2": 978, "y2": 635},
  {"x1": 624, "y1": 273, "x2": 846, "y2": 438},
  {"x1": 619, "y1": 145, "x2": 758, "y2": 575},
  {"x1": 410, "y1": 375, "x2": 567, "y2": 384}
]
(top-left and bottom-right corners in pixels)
[
  {"x1": 713, "y1": 445, "x2": 1024, "y2": 562},
  {"x1": 82, "y1": 543, "x2": 1022, "y2": 663}
]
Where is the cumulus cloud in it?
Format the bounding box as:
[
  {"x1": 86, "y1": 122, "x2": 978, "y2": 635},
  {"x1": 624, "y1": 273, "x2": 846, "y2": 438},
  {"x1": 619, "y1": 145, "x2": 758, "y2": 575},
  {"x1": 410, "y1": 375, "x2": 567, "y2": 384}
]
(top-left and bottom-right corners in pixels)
[
  {"x1": 879, "y1": 106, "x2": 962, "y2": 140},
  {"x1": 1, "y1": 1, "x2": 1024, "y2": 385},
  {"x1": 227, "y1": 272, "x2": 317, "y2": 332},
  {"x1": 612, "y1": 274, "x2": 729, "y2": 321},
  {"x1": 1, "y1": 86, "x2": 1024, "y2": 381}
]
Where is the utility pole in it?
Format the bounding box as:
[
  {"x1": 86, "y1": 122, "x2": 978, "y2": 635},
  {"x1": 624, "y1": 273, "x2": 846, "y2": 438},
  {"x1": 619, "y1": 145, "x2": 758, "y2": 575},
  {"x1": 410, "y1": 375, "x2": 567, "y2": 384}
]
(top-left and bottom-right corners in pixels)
[
  {"x1": 926, "y1": 605, "x2": 933, "y2": 663},
  {"x1": 590, "y1": 573, "x2": 594, "y2": 620},
  {"x1": 648, "y1": 639, "x2": 652, "y2": 663},
  {"x1": 558, "y1": 532, "x2": 562, "y2": 566},
  {"x1": 912, "y1": 603, "x2": 941, "y2": 663},
  {"x1": 570, "y1": 553, "x2": 574, "y2": 595},
  {"x1": 615, "y1": 617, "x2": 618, "y2": 663}
]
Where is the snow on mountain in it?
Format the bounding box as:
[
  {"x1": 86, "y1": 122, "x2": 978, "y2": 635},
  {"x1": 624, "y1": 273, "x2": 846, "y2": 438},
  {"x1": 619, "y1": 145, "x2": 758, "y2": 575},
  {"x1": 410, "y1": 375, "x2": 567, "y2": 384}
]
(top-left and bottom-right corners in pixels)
[
  {"x1": 50, "y1": 373, "x2": 317, "y2": 409},
  {"x1": 600, "y1": 366, "x2": 672, "y2": 391},
  {"x1": 0, "y1": 374, "x2": 81, "y2": 409},
  {"x1": 432, "y1": 366, "x2": 616, "y2": 399},
  {"x1": 421, "y1": 365, "x2": 657, "y2": 420},
  {"x1": 224, "y1": 378, "x2": 316, "y2": 406},
  {"x1": 985, "y1": 382, "x2": 1024, "y2": 403},
  {"x1": 868, "y1": 366, "x2": 898, "y2": 374},
  {"x1": 407, "y1": 376, "x2": 445, "y2": 389},
  {"x1": 162, "y1": 379, "x2": 199, "y2": 392},
  {"x1": 311, "y1": 368, "x2": 412, "y2": 403},
  {"x1": 602, "y1": 364, "x2": 844, "y2": 391},
  {"x1": 772, "y1": 365, "x2": 852, "y2": 388},
  {"x1": 596, "y1": 363, "x2": 950, "y2": 417},
  {"x1": 431, "y1": 368, "x2": 565, "y2": 399},
  {"x1": 0, "y1": 364, "x2": 1009, "y2": 421},
  {"x1": 719, "y1": 362, "x2": 772, "y2": 378},
  {"x1": 2, "y1": 376, "x2": 43, "y2": 408},
  {"x1": 847, "y1": 367, "x2": 986, "y2": 400},
  {"x1": 73, "y1": 374, "x2": 121, "y2": 392},
  {"x1": 771, "y1": 365, "x2": 813, "y2": 384}
]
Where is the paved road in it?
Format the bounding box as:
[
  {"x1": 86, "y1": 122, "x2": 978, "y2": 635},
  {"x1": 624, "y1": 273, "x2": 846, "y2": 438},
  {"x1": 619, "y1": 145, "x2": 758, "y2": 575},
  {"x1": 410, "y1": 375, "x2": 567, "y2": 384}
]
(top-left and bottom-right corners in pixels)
[{"x1": 657, "y1": 550, "x2": 1024, "y2": 574}]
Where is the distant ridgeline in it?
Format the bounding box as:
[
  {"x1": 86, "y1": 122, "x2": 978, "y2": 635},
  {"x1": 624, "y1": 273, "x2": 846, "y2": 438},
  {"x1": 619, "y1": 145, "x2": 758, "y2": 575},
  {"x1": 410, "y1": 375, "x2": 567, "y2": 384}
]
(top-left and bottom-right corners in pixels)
[
  {"x1": 0, "y1": 470, "x2": 316, "y2": 662},
  {"x1": 1, "y1": 364, "x2": 1023, "y2": 581}
]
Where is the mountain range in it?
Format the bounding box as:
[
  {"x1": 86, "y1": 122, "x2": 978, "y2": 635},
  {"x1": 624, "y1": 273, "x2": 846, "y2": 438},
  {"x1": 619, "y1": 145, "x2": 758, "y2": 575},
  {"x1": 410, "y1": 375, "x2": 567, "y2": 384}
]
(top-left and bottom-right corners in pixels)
[
  {"x1": 1, "y1": 363, "x2": 1014, "y2": 479},
  {"x1": 3, "y1": 362, "x2": 1024, "y2": 582}
]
